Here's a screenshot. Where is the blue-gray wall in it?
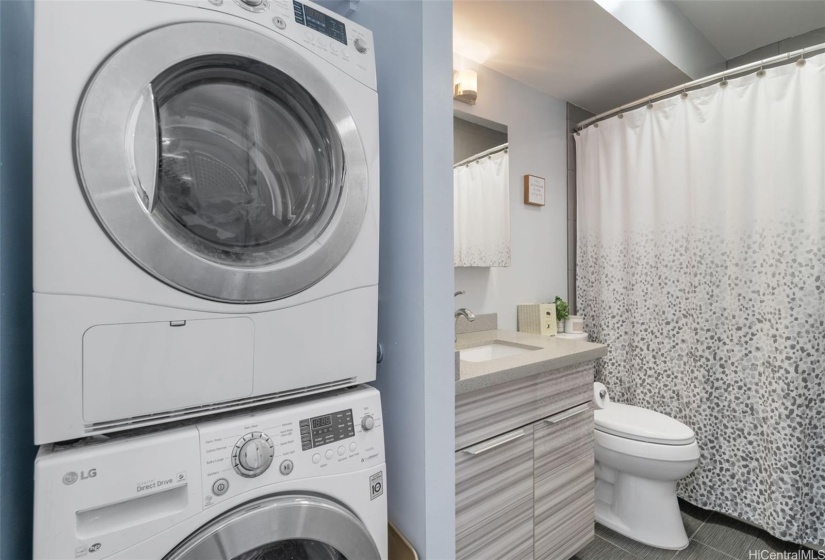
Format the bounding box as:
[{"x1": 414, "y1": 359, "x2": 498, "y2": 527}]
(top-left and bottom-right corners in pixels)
[
  {"x1": 343, "y1": 1, "x2": 456, "y2": 558},
  {"x1": 0, "y1": 1, "x2": 35, "y2": 558}
]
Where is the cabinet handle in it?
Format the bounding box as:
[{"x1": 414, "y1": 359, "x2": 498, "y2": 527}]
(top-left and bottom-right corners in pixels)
[
  {"x1": 544, "y1": 403, "x2": 591, "y2": 424},
  {"x1": 463, "y1": 429, "x2": 526, "y2": 456}
]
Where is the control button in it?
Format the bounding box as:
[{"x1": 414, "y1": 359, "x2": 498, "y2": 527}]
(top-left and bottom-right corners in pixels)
[
  {"x1": 330, "y1": 43, "x2": 339, "y2": 53},
  {"x1": 212, "y1": 478, "x2": 229, "y2": 496},
  {"x1": 349, "y1": 442, "x2": 357, "y2": 452},
  {"x1": 273, "y1": 17, "x2": 287, "y2": 30},
  {"x1": 312, "y1": 453, "x2": 321, "y2": 464},
  {"x1": 208, "y1": 0, "x2": 223, "y2": 4},
  {"x1": 361, "y1": 415, "x2": 375, "y2": 431},
  {"x1": 325, "y1": 449, "x2": 334, "y2": 460},
  {"x1": 337, "y1": 445, "x2": 346, "y2": 456},
  {"x1": 305, "y1": 31, "x2": 314, "y2": 41},
  {"x1": 354, "y1": 38, "x2": 368, "y2": 54},
  {"x1": 279, "y1": 460, "x2": 294, "y2": 476},
  {"x1": 318, "y1": 38, "x2": 328, "y2": 47},
  {"x1": 241, "y1": 0, "x2": 263, "y2": 5}
]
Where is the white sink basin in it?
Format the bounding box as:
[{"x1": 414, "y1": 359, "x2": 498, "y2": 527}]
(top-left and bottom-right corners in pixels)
[{"x1": 460, "y1": 342, "x2": 538, "y2": 362}]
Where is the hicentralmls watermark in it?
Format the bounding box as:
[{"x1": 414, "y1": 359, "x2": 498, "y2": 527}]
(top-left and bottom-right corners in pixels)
[{"x1": 748, "y1": 551, "x2": 825, "y2": 560}]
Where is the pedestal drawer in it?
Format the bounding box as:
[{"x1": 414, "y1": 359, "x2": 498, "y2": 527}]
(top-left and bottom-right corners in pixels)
[
  {"x1": 533, "y1": 404, "x2": 595, "y2": 560},
  {"x1": 456, "y1": 424, "x2": 535, "y2": 560}
]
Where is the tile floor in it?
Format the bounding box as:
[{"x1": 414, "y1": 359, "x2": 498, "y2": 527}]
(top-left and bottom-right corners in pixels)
[{"x1": 574, "y1": 500, "x2": 816, "y2": 560}]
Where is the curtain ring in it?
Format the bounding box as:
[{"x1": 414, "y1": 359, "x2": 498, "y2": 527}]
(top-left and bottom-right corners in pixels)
[
  {"x1": 797, "y1": 48, "x2": 806, "y2": 67},
  {"x1": 756, "y1": 62, "x2": 766, "y2": 78},
  {"x1": 680, "y1": 89, "x2": 688, "y2": 99},
  {"x1": 617, "y1": 112, "x2": 623, "y2": 119},
  {"x1": 594, "y1": 122, "x2": 599, "y2": 128},
  {"x1": 646, "y1": 98, "x2": 654, "y2": 109},
  {"x1": 720, "y1": 72, "x2": 728, "y2": 88}
]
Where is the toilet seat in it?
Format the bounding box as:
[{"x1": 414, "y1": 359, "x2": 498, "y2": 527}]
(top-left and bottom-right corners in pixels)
[
  {"x1": 594, "y1": 402, "x2": 695, "y2": 445},
  {"x1": 594, "y1": 430, "x2": 700, "y2": 462}
]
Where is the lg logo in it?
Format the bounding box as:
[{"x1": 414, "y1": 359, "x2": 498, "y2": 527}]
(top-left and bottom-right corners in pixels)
[{"x1": 62, "y1": 469, "x2": 97, "y2": 485}]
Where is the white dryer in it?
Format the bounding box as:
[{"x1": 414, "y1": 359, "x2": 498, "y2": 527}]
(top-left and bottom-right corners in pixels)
[
  {"x1": 33, "y1": 0, "x2": 379, "y2": 443},
  {"x1": 34, "y1": 385, "x2": 387, "y2": 559}
]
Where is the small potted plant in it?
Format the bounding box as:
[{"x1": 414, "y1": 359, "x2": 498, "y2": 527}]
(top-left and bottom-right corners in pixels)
[{"x1": 554, "y1": 296, "x2": 569, "y2": 333}]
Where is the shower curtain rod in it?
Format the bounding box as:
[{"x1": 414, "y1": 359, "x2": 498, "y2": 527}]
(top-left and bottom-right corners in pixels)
[
  {"x1": 576, "y1": 40, "x2": 825, "y2": 130},
  {"x1": 454, "y1": 143, "x2": 509, "y2": 168}
]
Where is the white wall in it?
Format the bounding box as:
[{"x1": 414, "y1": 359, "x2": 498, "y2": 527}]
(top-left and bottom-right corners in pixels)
[
  {"x1": 453, "y1": 60, "x2": 568, "y2": 331},
  {"x1": 346, "y1": 2, "x2": 456, "y2": 559}
]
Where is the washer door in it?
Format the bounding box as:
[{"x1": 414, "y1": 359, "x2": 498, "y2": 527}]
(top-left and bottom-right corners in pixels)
[
  {"x1": 76, "y1": 22, "x2": 368, "y2": 303},
  {"x1": 164, "y1": 495, "x2": 381, "y2": 560}
]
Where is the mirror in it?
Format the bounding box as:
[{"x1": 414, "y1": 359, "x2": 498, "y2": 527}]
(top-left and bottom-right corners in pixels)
[{"x1": 453, "y1": 114, "x2": 510, "y2": 267}]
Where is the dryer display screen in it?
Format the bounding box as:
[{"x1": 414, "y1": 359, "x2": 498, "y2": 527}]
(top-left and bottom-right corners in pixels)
[
  {"x1": 293, "y1": 1, "x2": 348, "y2": 45},
  {"x1": 300, "y1": 409, "x2": 354, "y2": 450}
]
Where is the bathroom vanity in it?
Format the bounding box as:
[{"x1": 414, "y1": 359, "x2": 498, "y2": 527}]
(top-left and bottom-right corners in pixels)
[{"x1": 455, "y1": 327, "x2": 607, "y2": 560}]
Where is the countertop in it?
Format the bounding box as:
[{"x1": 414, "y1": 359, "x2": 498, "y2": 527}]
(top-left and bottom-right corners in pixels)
[{"x1": 455, "y1": 329, "x2": 608, "y2": 395}]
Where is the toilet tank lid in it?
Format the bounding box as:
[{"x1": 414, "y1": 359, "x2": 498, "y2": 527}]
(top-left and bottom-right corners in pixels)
[{"x1": 594, "y1": 402, "x2": 696, "y2": 445}]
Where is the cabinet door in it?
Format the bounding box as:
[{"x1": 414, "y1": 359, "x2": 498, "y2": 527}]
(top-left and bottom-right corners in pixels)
[
  {"x1": 456, "y1": 424, "x2": 534, "y2": 560},
  {"x1": 533, "y1": 404, "x2": 595, "y2": 560}
]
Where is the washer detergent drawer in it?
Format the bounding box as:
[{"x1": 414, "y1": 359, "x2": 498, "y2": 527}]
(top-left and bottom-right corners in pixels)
[{"x1": 82, "y1": 317, "x2": 254, "y2": 422}]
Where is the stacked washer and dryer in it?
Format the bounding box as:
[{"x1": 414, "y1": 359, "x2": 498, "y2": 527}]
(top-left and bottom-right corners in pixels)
[{"x1": 31, "y1": 0, "x2": 385, "y2": 557}]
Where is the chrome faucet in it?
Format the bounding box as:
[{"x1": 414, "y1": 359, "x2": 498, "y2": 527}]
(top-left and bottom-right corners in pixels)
[{"x1": 454, "y1": 291, "x2": 476, "y2": 342}]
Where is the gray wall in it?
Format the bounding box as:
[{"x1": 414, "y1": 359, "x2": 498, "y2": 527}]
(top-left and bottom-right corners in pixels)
[
  {"x1": 453, "y1": 61, "x2": 568, "y2": 331},
  {"x1": 726, "y1": 26, "x2": 825, "y2": 69},
  {"x1": 345, "y1": 2, "x2": 456, "y2": 558},
  {"x1": 453, "y1": 117, "x2": 507, "y2": 164},
  {"x1": 0, "y1": 1, "x2": 35, "y2": 558}
]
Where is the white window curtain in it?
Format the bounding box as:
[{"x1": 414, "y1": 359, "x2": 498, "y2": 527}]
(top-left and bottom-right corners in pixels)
[
  {"x1": 454, "y1": 149, "x2": 511, "y2": 267},
  {"x1": 577, "y1": 53, "x2": 825, "y2": 545}
]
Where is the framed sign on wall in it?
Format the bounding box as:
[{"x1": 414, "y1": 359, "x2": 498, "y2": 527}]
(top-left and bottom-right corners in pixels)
[{"x1": 524, "y1": 174, "x2": 545, "y2": 206}]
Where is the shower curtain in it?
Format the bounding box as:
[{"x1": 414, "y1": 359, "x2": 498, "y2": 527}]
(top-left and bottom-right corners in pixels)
[
  {"x1": 454, "y1": 149, "x2": 511, "y2": 267},
  {"x1": 576, "y1": 53, "x2": 825, "y2": 545}
]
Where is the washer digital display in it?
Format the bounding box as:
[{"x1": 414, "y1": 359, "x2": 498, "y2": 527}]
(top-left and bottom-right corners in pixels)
[
  {"x1": 300, "y1": 409, "x2": 354, "y2": 450},
  {"x1": 293, "y1": 1, "x2": 348, "y2": 45}
]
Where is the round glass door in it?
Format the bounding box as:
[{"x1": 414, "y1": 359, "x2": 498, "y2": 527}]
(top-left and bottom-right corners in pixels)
[
  {"x1": 76, "y1": 23, "x2": 368, "y2": 303},
  {"x1": 164, "y1": 495, "x2": 381, "y2": 560},
  {"x1": 153, "y1": 54, "x2": 344, "y2": 267}
]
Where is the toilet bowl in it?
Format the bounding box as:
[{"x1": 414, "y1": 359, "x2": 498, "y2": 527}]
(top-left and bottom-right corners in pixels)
[{"x1": 593, "y1": 384, "x2": 700, "y2": 550}]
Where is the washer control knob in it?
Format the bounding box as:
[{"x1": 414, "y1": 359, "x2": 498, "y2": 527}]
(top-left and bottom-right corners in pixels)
[
  {"x1": 233, "y1": 433, "x2": 274, "y2": 478},
  {"x1": 279, "y1": 460, "x2": 294, "y2": 476},
  {"x1": 354, "y1": 38, "x2": 368, "y2": 54},
  {"x1": 361, "y1": 415, "x2": 375, "y2": 431},
  {"x1": 241, "y1": 0, "x2": 263, "y2": 5}
]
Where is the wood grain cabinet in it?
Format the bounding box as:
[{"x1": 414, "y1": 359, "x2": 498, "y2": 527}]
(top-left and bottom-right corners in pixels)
[
  {"x1": 533, "y1": 404, "x2": 595, "y2": 560},
  {"x1": 456, "y1": 424, "x2": 535, "y2": 560},
  {"x1": 455, "y1": 362, "x2": 597, "y2": 560}
]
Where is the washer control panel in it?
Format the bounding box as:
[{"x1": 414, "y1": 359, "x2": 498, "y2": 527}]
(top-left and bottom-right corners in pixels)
[
  {"x1": 300, "y1": 408, "x2": 354, "y2": 450},
  {"x1": 198, "y1": 386, "x2": 383, "y2": 508}
]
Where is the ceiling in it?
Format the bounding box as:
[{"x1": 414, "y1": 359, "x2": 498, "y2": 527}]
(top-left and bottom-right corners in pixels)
[{"x1": 453, "y1": 0, "x2": 825, "y2": 115}]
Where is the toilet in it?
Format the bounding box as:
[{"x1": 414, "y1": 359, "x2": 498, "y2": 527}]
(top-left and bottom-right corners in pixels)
[{"x1": 593, "y1": 383, "x2": 700, "y2": 550}]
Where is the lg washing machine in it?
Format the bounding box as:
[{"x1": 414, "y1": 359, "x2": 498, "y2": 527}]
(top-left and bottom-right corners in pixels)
[
  {"x1": 33, "y1": 0, "x2": 379, "y2": 443},
  {"x1": 34, "y1": 385, "x2": 387, "y2": 559}
]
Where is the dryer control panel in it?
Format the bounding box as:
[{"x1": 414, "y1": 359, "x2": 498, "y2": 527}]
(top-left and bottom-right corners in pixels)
[
  {"x1": 154, "y1": 0, "x2": 377, "y2": 90},
  {"x1": 198, "y1": 385, "x2": 384, "y2": 509}
]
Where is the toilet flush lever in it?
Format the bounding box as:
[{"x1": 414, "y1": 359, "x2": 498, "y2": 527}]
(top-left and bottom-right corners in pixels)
[{"x1": 599, "y1": 389, "x2": 607, "y2": 399}]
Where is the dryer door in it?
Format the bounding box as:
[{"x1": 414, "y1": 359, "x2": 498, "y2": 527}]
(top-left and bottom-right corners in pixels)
[
  {"x1": 76, "y1": 22, "x2": 368, "y2": 303},
  {"x1": 164, "y1": 495, "x2": 381, "y2": 560}
]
